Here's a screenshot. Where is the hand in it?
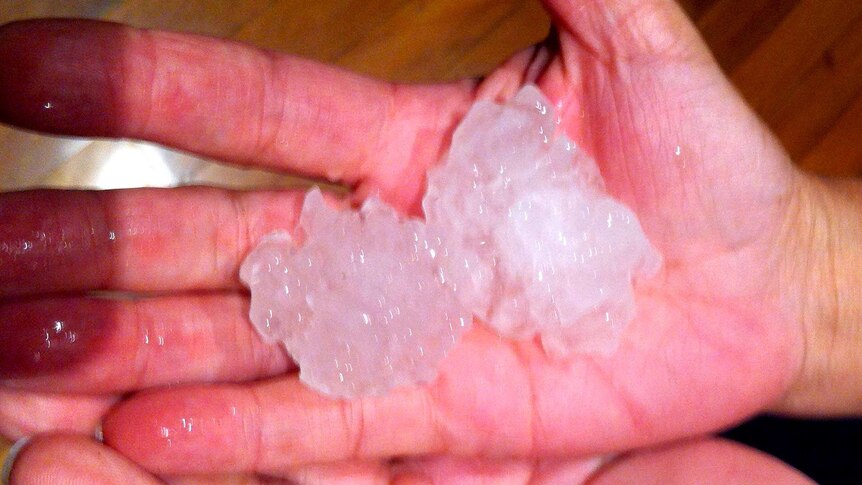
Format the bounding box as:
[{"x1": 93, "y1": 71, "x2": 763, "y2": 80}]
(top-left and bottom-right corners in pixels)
[
  {"x1": 7, "y1": 434, "x2": 813, "y2": 484},
  {"x1": 0, "y1": 0, "x2": 857, "y2": 481}
]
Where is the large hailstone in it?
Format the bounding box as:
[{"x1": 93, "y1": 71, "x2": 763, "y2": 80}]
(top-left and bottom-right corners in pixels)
[
  {"x1": 239, "y1": 191, "x2": 469, "y2": 397},
  {"x1": 423, "y1": 85, "x2": 660, "y2": 356},
  {"x1": 241, "y1": 85, "x2": 660, "y2": 397}
]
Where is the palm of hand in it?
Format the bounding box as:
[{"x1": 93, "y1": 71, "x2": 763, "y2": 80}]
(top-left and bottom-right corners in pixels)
[
  {"x1": 0, "y1": 0, "x2": 808, "y2": 480},
  {"x1": 353, "y1": 1, "x2": 804, "y2": 459}
]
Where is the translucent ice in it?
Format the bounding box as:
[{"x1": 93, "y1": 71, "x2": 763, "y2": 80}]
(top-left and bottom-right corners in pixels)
[
  {"x1": 423, "y1": 86, "x2": 660, "y2": 356},
  {"x1": 241, "y1": 85, "x2": 660, "y2": 397},
  {"x1": 240, "y1": 190, "x2": 469, "y2": 397}
]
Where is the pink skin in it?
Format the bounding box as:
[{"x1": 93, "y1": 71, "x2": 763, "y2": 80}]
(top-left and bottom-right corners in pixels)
[
  {"x1": 0, "y1": 0, "x2": 816, "y2": 480},
  {"x1": 8, "y1": 435, "x2": 814, "y2": 484}
]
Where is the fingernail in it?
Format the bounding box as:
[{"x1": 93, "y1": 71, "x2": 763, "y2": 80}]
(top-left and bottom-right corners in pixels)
[{"x1": 2, "y1": 437, "x2": 30, "y2": 485}]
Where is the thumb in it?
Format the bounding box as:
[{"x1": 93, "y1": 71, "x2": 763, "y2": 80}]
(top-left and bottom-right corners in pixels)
[
  {"x1": 6, "y1": 434, "x2": 160, "y2": 485},
  {"x1": 537, "y1": 0, "x2": 797, "y2": 256},
  {"x1": 540, "y1": 0, "x2": 709, "y2": 62}
]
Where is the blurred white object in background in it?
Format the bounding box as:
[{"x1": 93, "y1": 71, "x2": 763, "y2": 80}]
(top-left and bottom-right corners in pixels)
[{"x1": 0, "y1": 126, "x2": 311, "y2": 192}]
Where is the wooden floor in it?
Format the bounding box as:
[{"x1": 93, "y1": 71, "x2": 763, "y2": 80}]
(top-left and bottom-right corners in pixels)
[{"x1": 1, "y1": 0, "x2": 860, "y2": 466}]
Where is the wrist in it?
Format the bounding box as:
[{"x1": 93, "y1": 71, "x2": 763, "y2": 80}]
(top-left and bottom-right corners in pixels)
[{"x1": 774, "y1": 174, "x2": 862, "y2": 415}]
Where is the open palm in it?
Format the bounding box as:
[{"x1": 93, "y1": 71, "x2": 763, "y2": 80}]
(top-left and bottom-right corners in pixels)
[{"x1": 0, "y1": 0, "x2": 813, "y2": 481}]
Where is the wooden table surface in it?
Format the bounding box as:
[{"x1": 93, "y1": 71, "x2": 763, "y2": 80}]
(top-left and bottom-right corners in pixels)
[{"x1": 1, "y1": 0, "x2": 861, "y2": 471}]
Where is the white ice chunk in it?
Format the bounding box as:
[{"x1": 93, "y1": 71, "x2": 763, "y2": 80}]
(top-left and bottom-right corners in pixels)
[
  {"x1": 241, "y1": 85, "x2": 660, "y2": 397},
  {"x1": 241, "y1": 189, "x2": 469, "y2": 397},
  {"x1": 423, "y1": 85, "x2": 659, "y2": 355}
]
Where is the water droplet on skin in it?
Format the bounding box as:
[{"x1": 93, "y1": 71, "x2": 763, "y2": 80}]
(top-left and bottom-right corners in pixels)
[{"x1": 181, "y1": 417, "x2": 194, "y2": 433}]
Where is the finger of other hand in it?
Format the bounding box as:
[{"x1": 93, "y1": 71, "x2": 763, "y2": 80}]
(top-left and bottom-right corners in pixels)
[
  {"x1": 7, "y1": 434, "x2": 161, "y2": 485},
  {"x1": 0, "y1": 389, "x2": 113, "y2": 440},
  {"x1": 588, "y1": 438, "x2": 815, "y2": 485}
]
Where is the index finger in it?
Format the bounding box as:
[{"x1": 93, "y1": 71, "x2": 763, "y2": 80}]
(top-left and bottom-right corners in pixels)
[{"x1": 0, "y1": 19, "x2": 472, "y2": 199}]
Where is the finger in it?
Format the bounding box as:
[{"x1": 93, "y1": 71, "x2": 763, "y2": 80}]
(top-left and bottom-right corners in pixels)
[
  {"x1": 0, "y1": 19, "x2": 472, "y2": 199},
  {"x1": 588, "y1": 437, "x2": 815, "y2": 484},
  {"x1": 540, "y1": 0, "x2": 707, "y2": 63},
  {"x1": 0, "y1": 187, "x2": 304, "y2": 296},
  {"x1": 161, "y1": 474, "x2": 275, "y2": 485},
  {"x1": 282, "y1": 461, "x2": 389, "y2": 485},
  {"x1": 0, "y1": 388, "x2": 113, "y2": 440},
  {"x1": 392, "y1": 455, "x2": 605, "y2": 485},
  {"x1": 164, "y1": 462, "x2": 390, "y2": 485},
  {"x1": 7, "y1": 434, "x2": 161, "y2": 485},
  {"x1": 167, "y1": 457, "x2": 559, "y2": 485},
  {"x1": 104, "y1": 329, "x2": 531, "y2": 474},
  {"x1": 0, "y1": 293, "x2": 292, "y2": 393},
  {"x1": 102, "y1": 327, "x2": 574, "y2": 475},
  {"x1": 534, "y1": 0, "x2": 722, "y2": 160},
  {"x1": 100, "y1": 295, "x2": 796, "y2": 475},
  {"x1": 102, "y1": 375, "x2": 440, "y2": 475},
  {"x1": 280, "y1": 457, "x2": 600, "y2": 485}
]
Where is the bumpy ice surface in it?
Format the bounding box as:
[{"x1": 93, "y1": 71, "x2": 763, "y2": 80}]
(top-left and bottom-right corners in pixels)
[
  {"x1": 240, "y1": 85, "x2": 660, "y2": 397},
  {"x1": 240, "y1": 191, "x2": 469, "y2": 397}
]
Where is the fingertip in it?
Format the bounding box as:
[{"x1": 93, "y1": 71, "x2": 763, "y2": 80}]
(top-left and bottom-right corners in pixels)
[
  {"x1": 103, "y1": 386, "x2": 256, "y2": 475},
  {"x1": 0, "y1": 389, "x2": 114, "y2": 441},
  {"x1": 8, "y1": 434, "x2": 160, "y2": 485},
  {"x1": 0, "y1": 19, "x2": 128, "y2": 136},
  {"x1": 102, "y1": 390, "x2": 178, "y2": 473}
]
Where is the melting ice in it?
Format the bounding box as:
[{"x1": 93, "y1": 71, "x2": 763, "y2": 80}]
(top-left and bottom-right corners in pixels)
[{"x1": 240, "y1": 85, "x2": 660, "y2": 397}]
